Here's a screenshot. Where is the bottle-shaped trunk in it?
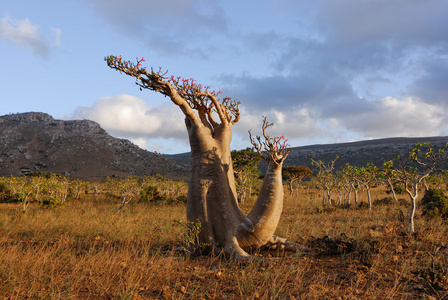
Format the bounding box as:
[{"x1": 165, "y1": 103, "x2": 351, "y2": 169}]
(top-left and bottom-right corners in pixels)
[
  {"x1": 186, "y1": 123, "x2": 245, "y2": 246},
  {"x1": 236, "y1": 160, "x2": 285, "y2": 248}
]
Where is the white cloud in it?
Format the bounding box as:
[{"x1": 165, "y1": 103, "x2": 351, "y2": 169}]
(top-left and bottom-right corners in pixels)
[
  {"x1": 128, "y1": 137, "x2": 147, "y2": 149},
  {"x1": 233, "y1": 107, "x2": 326, "y2": 149},
  {"x1": 232, "y1": 96, "x2": 448, "y2": 150},
  {"x1": 0, "y1": 16, "x2": 61, "y2": 59},
  {"x1": 72, "y1": 94, "x2": 188, "y2": 152},
  {"x1": 342, "y1": 97, "x2": 448, "y2": 138}
]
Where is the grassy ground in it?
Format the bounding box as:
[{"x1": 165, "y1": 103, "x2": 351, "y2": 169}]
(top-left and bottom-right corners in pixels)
[{"x1": 0, "y1": 188, "x2": 447, "y2": 299}]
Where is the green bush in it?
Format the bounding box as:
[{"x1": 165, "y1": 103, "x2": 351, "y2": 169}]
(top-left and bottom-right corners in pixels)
[
  {"x1": 1, "y1": 192, "x2": 24, "y2": 204},
  {"x1": 0, "y1": 183, "x2": 22, "y2": 203},
  {"x1": 105, "y1": 192, "x2": 120, "y2": 199},
  {"x1": 373, "y1": 197, "x2": 395, "y2": 206},
  {"x1": 0, "y1": 182, "x2": 12, "y2": 203},
  {"x1": 176, "y1": 195, "x2": 187, "y2": 203},
  {"x1": 385, "y1": 183, "x2": 405, "y2": 195},
  {"x1": 421, "y1": 188, "x2": 448, "y2": 218},
  {"x1": 139, "y1": 185, "x2": 161, "y2": 202},
  {"x1": 39, "y1": 197, "x2": 64, "y2": 207}
]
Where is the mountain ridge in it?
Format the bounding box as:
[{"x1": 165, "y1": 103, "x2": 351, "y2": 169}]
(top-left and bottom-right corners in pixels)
[
  {"x1": 165, "y1": 136, "x2": 448, "y2": 172},
  {"x1": 0, "y1": 112, "x2": 189, "y2": 180}
]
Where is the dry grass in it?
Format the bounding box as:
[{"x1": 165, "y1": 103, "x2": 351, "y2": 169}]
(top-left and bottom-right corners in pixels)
[{"x1": 1, "y1": 188, "x2": 447, "y2": 299}]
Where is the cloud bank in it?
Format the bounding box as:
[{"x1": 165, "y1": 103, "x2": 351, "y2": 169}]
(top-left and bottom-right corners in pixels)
[
  {"x1": 0, "y1": 16, "x2": 61, "y2": 59},
  {"x1": 72, "y1": 95, "x2": 188, "y2": 152}
]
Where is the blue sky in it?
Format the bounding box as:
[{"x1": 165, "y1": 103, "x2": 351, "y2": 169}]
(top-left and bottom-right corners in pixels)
[{"x1": 1, "y1": 0, "x2": 448, "y2": 154}]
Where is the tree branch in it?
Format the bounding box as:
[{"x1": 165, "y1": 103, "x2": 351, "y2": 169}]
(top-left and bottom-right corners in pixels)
[
  {"x1": 249, "y1": 116, "x2": 290, "y2": 165},
  {"x1": 105, "y1": 55, "x2": 240, "y2": 133}
]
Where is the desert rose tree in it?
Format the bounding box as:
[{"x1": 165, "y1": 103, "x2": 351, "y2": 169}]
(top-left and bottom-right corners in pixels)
[{"x1": 105, "y1": 56, "x2": 305, "y2": 260}]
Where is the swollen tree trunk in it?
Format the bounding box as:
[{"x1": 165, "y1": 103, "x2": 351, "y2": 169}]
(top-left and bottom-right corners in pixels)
[
  {"x1": 185, "y1": 121, "x2": 246, "y2": 255},
  {"x1": 186, "y1": 120, "x2": 291, "y2": 259},
  {"x1": 236, "y1": 160, "x2": 285, "y2": 249}
]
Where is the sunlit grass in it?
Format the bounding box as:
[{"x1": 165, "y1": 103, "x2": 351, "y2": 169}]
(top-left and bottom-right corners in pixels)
[{"x1": 0, "y1": 187, "x2": 447, "y2": 299}]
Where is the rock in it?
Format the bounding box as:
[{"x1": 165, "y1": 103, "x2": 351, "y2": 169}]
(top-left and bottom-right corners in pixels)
[{"x1": 0, "y1": 112, "x2": 189, "y2": 180}]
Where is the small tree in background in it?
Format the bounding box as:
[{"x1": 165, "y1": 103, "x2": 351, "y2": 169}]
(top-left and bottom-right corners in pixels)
[
  {"x1": 340, "y1": 164, "x2": 357, "y2": 205},
  {"x1": 379, "y1": 160, "x2": 400, "y2": 203},
  {"x1": 356, "y1": 163, "x2": 378, "y2": 210},
  {"x1": 231, "y1": 148, "x2": 261, "y2": 203},
  {"x1": 282, "y1": 165, "x2": 312, "y2": 196},
  {"x1": 311, "y1": 156, "x2": 338, "y2": 205},
  {"x1": 390, "y1": 142, "x2": 448, "y2": 233}
]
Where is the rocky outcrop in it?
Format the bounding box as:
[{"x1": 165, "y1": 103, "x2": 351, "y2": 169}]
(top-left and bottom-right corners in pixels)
[{"x1": 0, "y1": 112, "x2": 189, "y2": 180}]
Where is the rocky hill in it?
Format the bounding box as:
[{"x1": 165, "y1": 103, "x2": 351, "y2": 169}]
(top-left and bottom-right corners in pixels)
[{"x1": 0, "y1": 112, "x2": 189, "y2": 181}]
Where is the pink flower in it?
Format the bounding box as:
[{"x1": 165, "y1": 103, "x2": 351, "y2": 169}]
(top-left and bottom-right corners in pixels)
[{"x1": 142, "y1": 57, "x2": 145, "y2": 62}]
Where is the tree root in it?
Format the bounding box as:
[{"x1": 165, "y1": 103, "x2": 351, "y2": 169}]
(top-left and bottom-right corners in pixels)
[
  {"x1": 168, "y1": 235, "x2": 311, "y2": 263},
  {"x1": 263, "y1": 235, "x2": 311, "y2": 253}
]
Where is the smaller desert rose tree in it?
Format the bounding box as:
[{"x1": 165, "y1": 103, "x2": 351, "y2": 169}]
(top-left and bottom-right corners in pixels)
[
  {"x1": 231, "y1": 148, "x2": 261, "y2": 203},
  {"x1": 311, "y1": 156, "x2": 338, "y2": 205},
  {"x1": 379, "y1": 160, "x2": 400, "y2": 203},
  {"x1": 389, "y1": 142, "x2": 448, "y2": 233},
  {"x1": 283, "y1": 165, "x2": 312, "y2": 196},
  {"x1": 356, "y1": 163, "x2": 378, "y2": 210},
  {"x1": 340, "y1": 164, "x2": 357, "y2": 205}
]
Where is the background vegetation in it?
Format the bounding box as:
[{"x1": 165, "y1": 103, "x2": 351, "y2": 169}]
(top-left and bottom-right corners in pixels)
[{"x1": 1, "y1": 168, "x2": 447, "y2": 299}]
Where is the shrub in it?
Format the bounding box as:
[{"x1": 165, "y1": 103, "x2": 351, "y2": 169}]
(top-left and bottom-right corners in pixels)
[
  {"x1": 421, "y1": 188, "x2": 448, "y2": 218},
  {"x1": 0, "y1": 182, "x2": 12, "y2": 203},
  {"x1": 357, "y1": 202, "x2": 370, "y2": 209},
  {"x1": 373, "y1": 197, "x2": 395, "y2": 206},
  {"x1": 176, "y1": 195, "x2": 187, "y2": 203},
  {"x1": 1, "y1": 192, "x2": 24, "y2": 204},
  {"x1": 139, "y1": 185, "x2": 161, "y2": 202},
  {"x1": 105, "y1": 192, "x2": 120, "y2": 199},
  {"x1": 398, "y1": 198, "x2": 408, "y2": 206},
  {"x1": 39, "y1": 197, "x2": 64, "y2": 207}
]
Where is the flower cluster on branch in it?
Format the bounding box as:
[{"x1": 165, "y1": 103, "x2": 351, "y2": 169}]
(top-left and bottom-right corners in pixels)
[
  {"x1": 105, "y1": 55, "x2": 240, "y2": 130},
  {"x1": 249, "y1": 116, "x2": 290, "y2": 164}
]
